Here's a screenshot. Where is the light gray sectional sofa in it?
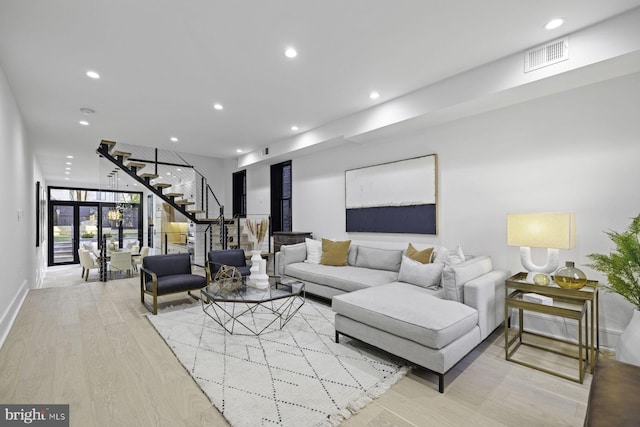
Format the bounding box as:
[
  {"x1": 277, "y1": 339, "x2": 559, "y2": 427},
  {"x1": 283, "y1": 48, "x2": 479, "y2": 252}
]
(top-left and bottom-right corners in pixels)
[{"x1": 275, "y1": 242, "x2": 508, "y2": 392}]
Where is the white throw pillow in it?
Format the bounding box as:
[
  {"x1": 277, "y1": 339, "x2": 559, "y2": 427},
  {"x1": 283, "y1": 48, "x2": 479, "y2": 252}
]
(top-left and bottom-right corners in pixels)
[
  {"x1": 432, "y1": 245, "x2": 449, "y2": 264},
  {"x1": 304, "y1": 238, "x2": 322, "y2": 264},
  {"x1": 448, "y1": 245, "x2": 465, "y2": 265},
  {"x1": 432, "y1": 244, "x2": 465, "y2": 265},
  {"x1": 398, "y1": 255, "x2": 444, "y2": 289}
]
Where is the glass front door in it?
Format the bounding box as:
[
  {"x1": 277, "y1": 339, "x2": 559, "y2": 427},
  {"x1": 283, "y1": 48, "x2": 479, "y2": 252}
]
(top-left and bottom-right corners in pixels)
[
  {"x1": 49, "y1": 203, "x2": 100, "y2": 265},
  {"x1": 47, "y1": 186, "x2": 143, "y2": 266},
  {"x1": 50, "y1": 204, "x2": 75, "y2": 265},
  {"x1": 79, "y1": 205, "x2": 99, "y2": 251}
]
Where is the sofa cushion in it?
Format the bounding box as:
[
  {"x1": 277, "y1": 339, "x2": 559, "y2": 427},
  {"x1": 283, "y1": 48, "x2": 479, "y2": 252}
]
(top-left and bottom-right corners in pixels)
[
  {"x1": 280, "y1": 242, "x2": 306, "y2": 263},
  {"x1": 398, "y1": 256, "x2": 443, "y2": 289},
  {"x1": 355, "y1": 246, "x2": 403, "y2": 272},
  {"x1": 285, "y1": 262, "x2": 397, "y2": 293},
  {"x1": 321, "y1": 239, "x2": 351, "y2": 266},
  {"x1": 347, "y1": 245, "x2": 358, "y2": 266},
  {"x1": 332, "y1": 282, "x2": 478, "y2": 349},
  {"x1": 442, "y1": 256, "x2": 493, "y2": 302},
  {"x1": 305, "y1": 238, "x2": 322, "y2": 264},
  {"x1": 405, "y1": 243, "x2": 434, "y2": 264}
]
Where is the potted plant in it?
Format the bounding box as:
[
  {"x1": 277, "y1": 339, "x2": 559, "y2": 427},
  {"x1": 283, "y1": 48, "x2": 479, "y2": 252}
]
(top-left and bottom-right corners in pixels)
[{"x1": 587, "y1": 213, "x2": 640, "y2": 365}]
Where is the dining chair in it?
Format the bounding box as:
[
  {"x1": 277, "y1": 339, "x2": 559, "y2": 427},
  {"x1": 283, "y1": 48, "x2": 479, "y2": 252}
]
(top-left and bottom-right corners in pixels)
[
  {"x1": 109, "y1": 251, "x2": 132, "y2": 278},
  {"x1": 79, "y1": 249, "x2": 100, "y2": 281},
  {"x1": 132, "y1": 246, "x2": 149, "y2": 273}
]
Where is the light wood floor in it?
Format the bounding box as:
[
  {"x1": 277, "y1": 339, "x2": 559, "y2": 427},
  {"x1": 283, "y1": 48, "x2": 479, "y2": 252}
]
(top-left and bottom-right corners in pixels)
[{"x1": 0, "y1": 268, "x2": 592, "y2": 426}]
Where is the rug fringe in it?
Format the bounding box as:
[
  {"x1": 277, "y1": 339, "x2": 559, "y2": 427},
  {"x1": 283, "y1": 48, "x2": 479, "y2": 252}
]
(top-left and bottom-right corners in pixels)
[{"x1": 319, "y1": 365, "x2": 412, "y2": 426}]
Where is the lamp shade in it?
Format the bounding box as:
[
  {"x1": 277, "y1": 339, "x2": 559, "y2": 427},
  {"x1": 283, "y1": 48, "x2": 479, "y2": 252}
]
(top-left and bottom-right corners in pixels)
[{"x1": 507, "y1": 213, "x2": 576, "y2": 249}]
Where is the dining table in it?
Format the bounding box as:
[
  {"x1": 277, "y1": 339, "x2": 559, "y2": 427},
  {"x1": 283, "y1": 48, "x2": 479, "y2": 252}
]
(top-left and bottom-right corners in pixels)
[{"x1": 93, "y1": 249, "x2": 140, "y2": 281}]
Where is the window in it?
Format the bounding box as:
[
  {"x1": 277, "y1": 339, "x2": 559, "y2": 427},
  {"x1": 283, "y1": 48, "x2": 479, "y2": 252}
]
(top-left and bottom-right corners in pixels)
[
  {"x1": 47, "y1": 186, "x2": 143, "y2": 266},
  {"x1": 232, "y1": 170, "x2": 247, "y2": 217},
  {"x1": 271, "y1": 161, "x2": 292, "y2": 232}
]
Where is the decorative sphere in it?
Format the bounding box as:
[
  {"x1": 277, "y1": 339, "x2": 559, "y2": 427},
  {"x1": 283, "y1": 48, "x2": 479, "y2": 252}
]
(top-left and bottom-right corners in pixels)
[
  {"x1": 533, "y1": 273, "x2": 551, "y2": 286},
  {"x1": 214, "y1": 265, "x2": 243, "y2": 291}
]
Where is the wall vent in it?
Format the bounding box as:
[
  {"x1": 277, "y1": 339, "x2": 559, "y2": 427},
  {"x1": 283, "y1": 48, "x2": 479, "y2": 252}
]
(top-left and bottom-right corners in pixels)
[{"x1": 524, "y1": 36, "x2": 569, "y2": 73}]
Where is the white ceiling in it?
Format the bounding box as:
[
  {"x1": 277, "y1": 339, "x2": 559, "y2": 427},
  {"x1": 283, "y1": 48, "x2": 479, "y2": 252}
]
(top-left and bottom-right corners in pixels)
[{"x1": 1, "y1": 0, "x2": 640, "y2": 187}]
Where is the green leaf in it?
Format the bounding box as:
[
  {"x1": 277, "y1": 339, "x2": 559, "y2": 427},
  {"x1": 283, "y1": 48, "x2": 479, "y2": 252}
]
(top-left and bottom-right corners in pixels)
[{"x1": 586, "y1": 213, "x2": 640, "y2": 310}]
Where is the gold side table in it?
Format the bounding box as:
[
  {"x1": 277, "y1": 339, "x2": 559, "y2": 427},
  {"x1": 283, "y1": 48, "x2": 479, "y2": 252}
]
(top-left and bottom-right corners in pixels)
[{"x1": 504, "y1": 272, "x2": 599, "y2": 383}]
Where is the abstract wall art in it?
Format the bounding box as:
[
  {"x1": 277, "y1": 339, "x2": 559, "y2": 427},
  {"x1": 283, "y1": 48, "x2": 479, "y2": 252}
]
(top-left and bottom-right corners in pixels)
[{"x1": 345, "y1": 154, "x2": 437, "y2": 234}]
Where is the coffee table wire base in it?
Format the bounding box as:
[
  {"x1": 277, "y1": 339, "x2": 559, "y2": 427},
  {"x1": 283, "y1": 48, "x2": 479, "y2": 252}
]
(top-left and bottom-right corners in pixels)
[{"x1": 201, "y1": 293, "x2": 305, "y2": 335}]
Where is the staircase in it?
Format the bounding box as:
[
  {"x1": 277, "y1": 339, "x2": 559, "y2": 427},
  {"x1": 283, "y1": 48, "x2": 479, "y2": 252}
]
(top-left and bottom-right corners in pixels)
[{"x1": 96, "y1": 139, "x2": 239, "y2": 253}]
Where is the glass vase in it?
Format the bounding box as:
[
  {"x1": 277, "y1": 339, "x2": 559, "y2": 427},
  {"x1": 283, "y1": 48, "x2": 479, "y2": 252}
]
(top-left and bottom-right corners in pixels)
[{"x1": 554, "y1": 261, "x2": 587, "y2": 289}]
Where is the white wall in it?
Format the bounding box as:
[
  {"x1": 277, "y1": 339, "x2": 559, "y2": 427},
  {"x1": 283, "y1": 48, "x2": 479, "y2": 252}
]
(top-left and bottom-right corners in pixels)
[
  {"x1": 239, "y1": 71, "x2": 640, "y2": 347},
  {"x1": 179, "y1": 152, "x2": 227, "y2": 216},
  {"x1": 0, "y1": 64, "x2": 45, "y2": 347}
]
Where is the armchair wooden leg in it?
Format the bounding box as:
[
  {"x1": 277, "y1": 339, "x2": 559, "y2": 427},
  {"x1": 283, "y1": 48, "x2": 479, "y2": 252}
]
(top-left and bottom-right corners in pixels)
[{"x1": 153, "y1": 293, "x2": 158, "y2": 315}]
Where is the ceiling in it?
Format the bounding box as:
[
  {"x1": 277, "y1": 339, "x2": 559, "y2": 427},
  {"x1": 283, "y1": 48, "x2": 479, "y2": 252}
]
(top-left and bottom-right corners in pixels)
[{"x1": 1, "y1": 0, "x2": 640, "y2": 187}]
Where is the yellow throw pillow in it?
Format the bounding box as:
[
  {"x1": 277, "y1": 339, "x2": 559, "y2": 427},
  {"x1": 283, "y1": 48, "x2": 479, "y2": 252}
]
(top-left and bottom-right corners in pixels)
[
  {"x1": 320, "y1": 239, "x2": 351, "y2": 266},
  {"x1": 406, "y1": 243, "x2": 434, "y2": 264}
]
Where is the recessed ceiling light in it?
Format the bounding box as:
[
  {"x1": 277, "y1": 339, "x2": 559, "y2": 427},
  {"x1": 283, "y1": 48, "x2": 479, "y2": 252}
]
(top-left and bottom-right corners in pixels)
[
  {"x1": 545, "y1": 18, "x2": 565, "y2": 30},
  {"x1": 236, "y1": 149, "x2": 243, "y2": 153},
  {"x1": 86, "y1": 70, "x2": 100, "y2": 79},
  {"x1": 213, "y1": 103, "x2": 224, "y2": 110},
  {"x1": 65, "y1": 162, "x2": 72, "y2": 165},
  {"x1": 166, "y1": 172, "x2": 171, "y2": 176},
  {"x1": 64, "y1": 171, "x2": 70, "y2": 175},
  {"x1": 291, "y1": 125, "x2": 299, "y2": 131},
  {"x1": 66, "y1": 155, "x2": 74, "y2": 159},
  {"x1": 79, "y1": 120, "x2": 89, "y2": 126},
  {"x1": 65, "y1": 177, "x2": 69, "y2": 181},
  {"x1": 170, "y1": 137, "x2": 179, "y2": 142},
  {"x1": 65, "y1": 167, "x2": 71, "y2": 170},
  {"x1": 285, "y1": 47, "x2": 297, "y2": 58},
  {"x1": 369, "y1": 91, "x2": 380, "y2": 99},
  {"x1": 176, "y1": 168, "x2": 182, "y2": 172}
]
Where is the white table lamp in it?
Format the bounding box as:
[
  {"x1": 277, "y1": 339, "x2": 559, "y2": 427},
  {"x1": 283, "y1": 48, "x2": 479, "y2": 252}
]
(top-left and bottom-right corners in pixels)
[{"x1": 507, "y1": 213, "x2": 576, "y2": 284}]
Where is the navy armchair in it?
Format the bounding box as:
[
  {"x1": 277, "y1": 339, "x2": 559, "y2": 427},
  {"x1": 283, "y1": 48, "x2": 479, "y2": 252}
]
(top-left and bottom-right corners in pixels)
[
  {"x1": 206, "y1": 249, "x2": 250, "y2": 283},
  {"x1": 140, "y1": 253, "x2": 207, "y2": 314}
]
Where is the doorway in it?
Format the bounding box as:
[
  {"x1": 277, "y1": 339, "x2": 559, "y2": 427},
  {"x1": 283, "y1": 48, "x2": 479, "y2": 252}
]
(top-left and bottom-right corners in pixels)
[
  {"x1": 49, "y1": 203, "x2": 99, "y2": 265},
  {"x1": 47, "y1": 186, "x2": 143, "y2": 267}
]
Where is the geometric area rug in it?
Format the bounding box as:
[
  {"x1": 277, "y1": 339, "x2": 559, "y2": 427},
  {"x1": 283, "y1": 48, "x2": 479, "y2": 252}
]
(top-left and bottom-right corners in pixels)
[{"x1": 146, "y1": 300, "x2": 410, "y2": 426}]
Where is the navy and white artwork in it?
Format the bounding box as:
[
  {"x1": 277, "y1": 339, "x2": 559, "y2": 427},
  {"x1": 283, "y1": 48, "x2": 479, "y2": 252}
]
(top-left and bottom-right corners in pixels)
[{"x1": 345, "y1": 154, "x2": 437, "y2": 234}]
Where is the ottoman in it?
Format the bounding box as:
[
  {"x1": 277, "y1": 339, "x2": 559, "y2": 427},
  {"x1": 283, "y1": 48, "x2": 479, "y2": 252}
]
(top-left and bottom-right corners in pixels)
[{"x1": 332, "y1": 282, "x2": 481, "y2": 392}]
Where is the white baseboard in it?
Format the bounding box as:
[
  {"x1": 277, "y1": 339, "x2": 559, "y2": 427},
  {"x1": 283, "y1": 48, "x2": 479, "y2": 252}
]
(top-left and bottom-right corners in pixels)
[{"x1": 0, "y1": 280, "x2": 29, "y2": 349}]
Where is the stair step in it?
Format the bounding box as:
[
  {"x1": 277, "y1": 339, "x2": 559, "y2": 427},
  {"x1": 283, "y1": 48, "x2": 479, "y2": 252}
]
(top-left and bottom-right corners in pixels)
[
  {"x1": 164, "y1": 192, "x2": 183, "y2": 198},
  {"x1": 175, "y1": 200, "x2": 195, "y2": 206},
  {"x1": 139, "y1": 173, "x2": 159, "y2": 180},
  {"x1": 100, "y1": 140, "x2": 117, "y2": 151},
  {"x1": 112, "y1": 150, "x2": 132, "y2": 159},
  {"x1": 186, "y1": 209, "x2": 205, "y2": 214},
  {"x1": 126, "y1": 161, "x2": 146, "y2": 169},
  {"x1": 153, "y1": 183, "x2": 172, "y2": 189}
]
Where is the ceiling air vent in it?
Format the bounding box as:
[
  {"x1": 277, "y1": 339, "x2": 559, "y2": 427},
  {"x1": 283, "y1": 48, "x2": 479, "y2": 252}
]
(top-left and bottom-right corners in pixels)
[{"x1": 524, "y1": 36, "x2": 569, "y2": 73}]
